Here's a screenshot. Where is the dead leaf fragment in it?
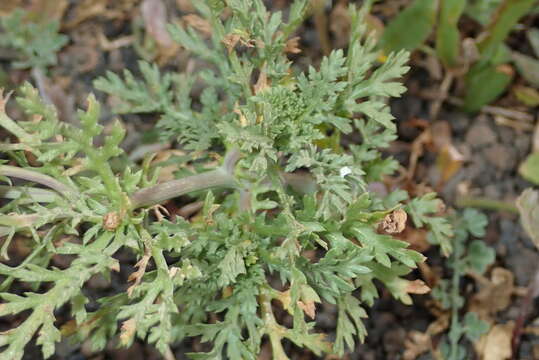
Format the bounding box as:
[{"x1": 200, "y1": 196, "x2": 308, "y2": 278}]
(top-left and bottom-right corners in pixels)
[
  {"x1": 284, "y1": 36, "x2": 301, "y2": 54},
  {"x1": 469, "y1": 267, "x2": 518, "y2": 321},
  {"x1": 222, "y1": 33, "x2": 241, "y2": 53},
  {"x1": 403, "y1": 330, "x2": 431, "y2": 360},
  {"x1": 297, "y1": 300, "x2": 316, "y2": 319},
  {"x1": 437, "y1": 144, "x2": 465, "y2": 184},
  {"x1": 405, "y1": 279, "x2": 430, "y2": 294},
  {"x1": 120, "y1": 318, "x2": 137, "y2": 346},
  {"x1": 127, "y1": 247, "x2": 152, "y2": 297},
  {"x1": 475, "y1": 321, "x2": 514, "y2": 360},
  {"x1": 183, "y1": 14, "x2": 212, "y2": 38},
  {"x1": 381, "y1": 208, "x2": 408, "y2": 234}
]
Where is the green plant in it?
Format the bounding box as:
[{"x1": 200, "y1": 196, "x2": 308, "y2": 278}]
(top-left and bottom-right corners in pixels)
[
  {"x1": 0, "y1": 1, "x2": 453, "y2": 359},
  {"x1": 380, "y1": 0, "x2": 536, "y2": 112},
  {"x1": 432, "y1": 209, "x2": 495, "y2": 360},
  {"x1": 0, "y1": 9, "x2": 68, "y2": 70}
]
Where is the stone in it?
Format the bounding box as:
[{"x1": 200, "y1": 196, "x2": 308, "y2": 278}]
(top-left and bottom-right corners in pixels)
[
  {"x1": 465, "y1": 122, "x2": 497, "y2": 147},
  {"x1": 484, "y1": 144, "x2": 516, "y2": 171}
]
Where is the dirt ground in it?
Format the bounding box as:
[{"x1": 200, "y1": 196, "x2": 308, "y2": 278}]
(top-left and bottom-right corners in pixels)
[{"x1": 1, "y1": 0, "x2": 539, "y2": 359}]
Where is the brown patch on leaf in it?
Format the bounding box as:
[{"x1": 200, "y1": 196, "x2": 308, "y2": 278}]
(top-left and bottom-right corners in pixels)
[{"x1": 380, "y1": 208, "x2": 407, "y2": 234}]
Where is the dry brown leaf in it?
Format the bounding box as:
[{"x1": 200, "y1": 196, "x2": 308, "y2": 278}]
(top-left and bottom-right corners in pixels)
[
  {"x1": 403, "y1": 331, "x2": 431, "y2": 360},
  {"x1": 176, "y1": 0, "x2": 195, "y2": 12},
  {"x1": 405, "y1": 279, "x2": 431, "y2": 294},
  {"x1": 436, "y1": 144, "x2": 465, "y2": 184},
  {"x1": 475, "y1": 321, "x2": 514, "y2": 360},
  {"x1": 127, "y1": 247, "x2": 152, "y2": 297},
  {"x1": 222, "y1": 33, "x2": 241, "y2": 53},
  {"x1": 284, "y1": 36, "x2": 301, "y2": 54},
  {"x1": 142, "y1": 0, "x2": 174, "y2": 46},
  {"x1": 297, "y1": 300, "x2": 316, "y2": 319},
  {"x1": 183, "y1": 14, "x2": 212, "y2": 38},
  {"x1": 380, "y1": 208, "x2": 408, "y2": 234},
  {"x1": 468, "y1": 267, "x2": 517, "y2": 321},
  {"x1": 120, "y1": 318, "x2": 137, "y2": 346}
]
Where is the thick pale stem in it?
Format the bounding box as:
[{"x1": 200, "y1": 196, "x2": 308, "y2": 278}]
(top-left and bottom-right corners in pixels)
[
  {"x1": 0, "y1": 165, "x2": 77, "y2": 198},
  {"x1": 130, "y1": 149, "x2": 240, "y2": 209},
  {"x1": 456, "y1": 195, "x2": 518, "y2": 213},
  {"x1": 259, "y1": 290, "x2": 289, "y2": 360},
  {"x1": 0, "y1": 185, "x2": 58, "y2": 203}
]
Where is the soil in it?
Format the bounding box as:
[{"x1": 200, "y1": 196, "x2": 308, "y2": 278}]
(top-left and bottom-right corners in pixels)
[{"x1": 1, "y1": 0, "x2": 539, "y2": 359}]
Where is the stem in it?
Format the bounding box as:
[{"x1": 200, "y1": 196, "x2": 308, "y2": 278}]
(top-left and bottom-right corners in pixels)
[
  {"x1": 448, "y1": 235, "x2": 463, "y2": 360},
  {"x1": 0, "y1": 185, "x2": 58, "y2": 203},
  {"x1": 259, "y1": 288, "x2": 288, "y2": 360},
  {"x1": 455, "y1": 195, "x2": 518, "y2": 213},
  {"x1": 0, "y1": 165, "x2": 77, "y2": 198},
  {"x1": 130, "y1": 149, "x2": 240, "y2": 209}
]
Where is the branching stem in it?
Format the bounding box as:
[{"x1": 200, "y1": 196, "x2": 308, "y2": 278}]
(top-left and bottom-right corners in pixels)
[
  {"x1": 130, "y1": 149, "x2": 241, "y2": 209},
  {"x1": 259, "y1": 288, "x2": 288, "y2": 360},
  {"x1": 0, "y1": 165, "x2": 77, "y2": 198}
]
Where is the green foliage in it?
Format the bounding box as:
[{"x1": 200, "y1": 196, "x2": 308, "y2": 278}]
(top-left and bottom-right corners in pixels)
[
  {"x1": 432, "y1": 209, "x2": 494, "y2": 360},
  {"x1": 436, "y1": 0, "x2": 466, "y2": 68},
  {"x1": 381, "y1": 0, "x2": 535, "y2": 111},
  {"x1": 0, "y1": 9, "x2": 68, "y2": 69},
  {"x1": 0, "y1": 1, "x2": 453, "y2": 359},
  {"x1": 379, "y1": 0, "x2": 437, "y2": 53},
  {"x1": 463, "y1": 0, "x2": 536, "y2": 111}
]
